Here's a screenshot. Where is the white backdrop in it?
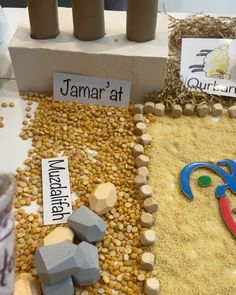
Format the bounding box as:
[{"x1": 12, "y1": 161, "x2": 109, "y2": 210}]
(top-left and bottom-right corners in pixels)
[{"x1": 158, "y1": 0, "x2": 236, "y2": 13}]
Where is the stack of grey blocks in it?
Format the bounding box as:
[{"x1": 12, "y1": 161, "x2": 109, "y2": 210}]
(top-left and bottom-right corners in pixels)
[{"x1": 35, "y1": 206, "x2": 107, "y2": 295}]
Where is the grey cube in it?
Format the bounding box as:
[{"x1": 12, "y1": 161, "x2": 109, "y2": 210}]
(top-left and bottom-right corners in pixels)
[
  {"x1": 72, "y1": 241, "x2": 100, "y2": 286},
  {"x1": 41, "y1": 277, "x2": 74, "y2": 295},
  {"x1": 35, "y1": 241, "x2": 82, "y2": 285},
  {"x1": 68, "y1": 206, "x2": 106, "y2": 243}
]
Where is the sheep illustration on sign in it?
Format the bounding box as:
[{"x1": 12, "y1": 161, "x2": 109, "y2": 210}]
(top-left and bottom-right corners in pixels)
[
  {"x1": 180, "y1": 159, "x2": 236, "y2": 238},
  {"x1": 189, "y1": 44, "x2": 231, "y2": 80},
  {"x1": 180, "y1": 38, "x2": 236, "y2": 98}
]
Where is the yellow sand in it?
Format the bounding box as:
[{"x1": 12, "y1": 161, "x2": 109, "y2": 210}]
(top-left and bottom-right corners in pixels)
[{"x1": 148, "y1": 115, "x2": 236, "y2": 295}]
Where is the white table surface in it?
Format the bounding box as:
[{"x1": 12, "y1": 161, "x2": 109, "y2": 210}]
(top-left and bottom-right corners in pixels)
[{"x1": 0, "y1": 8, "x2": 235, "y2": 175}]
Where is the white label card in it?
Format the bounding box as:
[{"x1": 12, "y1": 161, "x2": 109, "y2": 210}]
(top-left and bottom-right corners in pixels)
[
  {"x1": 42, "y1": 157, "x2": 72, "y2": 225},
  {"x1": 180, "y1": 38, "x2": 236, "y2": 98},
  {"x1": 53, "y1": 72, "x2": 131, "y2": 107}
]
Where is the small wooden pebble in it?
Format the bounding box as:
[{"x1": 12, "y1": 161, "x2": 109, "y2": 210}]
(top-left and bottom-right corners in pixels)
[
  {"x1": 144, "y1": 278, "x2": 160, "y2": 295},
  {"x1": 9, "y1": 102, "x2": 15, "y2": 107},
  {"x1": 133, "y1": 113, "x2": 146, "y2": 124},
  {"x1": 141, "y1": 252, "x2": 155, "y2": 270},
  {"x1": 133, "y1": 144, "x2": 144, "y2": 157},
  {"x1": 143, "y1": 198, "x2": 158, "y2": 213},
  {"x1": 137, "y1": 166, "x2": 149, "y2": 178},
  {"x1": 140, "y1": 212, "x2": 154, "y2": 228},
  {"x1": 135, "y1": 155, "x2": 150, "y2": 168},
  {"x1": 183, "y1": 103, "x2": 195, "y2": 116},
  {"x1": 134, "y1": 122, "x2": 147, "y2": 136},
  {"x1": 154, "y1": 103, "x2": 165, "y2": 116},
  {"x1": 0, "y1": 122, "x2": 4, "y2": 128},
  {"x1": 172, "y1": 104, "x2": 182, "y2": 118},
  {"x1": 140, "y1": 134, "x2": 152, "y2": 146},
  {"x1": 139, "y1": 185, "x2": 152, "y2": 199},
  {"x1": 135, "y1": 174, "x2": 147, "y2": 187},
  {"x1": 1, "y1": 102, "x2": 7, "y2": 107},
  {"x1": 15, "y1": 273, "x2": 41, "y2": 295},
  {"x1": 212, "y1": 103, "x2": 223, "y2": 117},
  {"x1": 132, "y1": 103, "x2": 144, "y2": 115},
  {"x1": 15, "y1": 273, "x2": 32, "y2": 281},
  {"x1": 43, "y1": 227, "x2": 74, "y2": 246},
  {"x1": 144, "y1": 102, "x2": 155, "y2": 114},
  {"x1": 228, "y1": 105, "x2": 236, "y2": 118},
  {"x1": 140, "y1": 229, "x2": 156, "y2": 246},
  {"x1": 196, "y1": 104, "x2": 209, "y2": 117}
]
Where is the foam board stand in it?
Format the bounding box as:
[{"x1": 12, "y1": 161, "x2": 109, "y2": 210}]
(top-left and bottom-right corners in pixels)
[{"x1": 9, "y1": 8, "x2": 168, "y2": 103}]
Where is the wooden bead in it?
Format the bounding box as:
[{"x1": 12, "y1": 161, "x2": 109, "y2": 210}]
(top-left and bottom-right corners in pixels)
[
  {"x1": 183, "y1": 103, "x2": 195, "y2": 116},
  {"x1": 139, "y1": 185, "x2": 152, "y2": 199},
  {"x1": 133, "y1": 113, "x2": 146, "y2": 124},
  {"x1": 135, "y1": 155, "x2": 150, "y2": 168},
  {"x1": 89, "y1": 183, "x2": 117, "y2": 214},
  {"x1": 137, "y1": 166, "x2": 149, "y2": 178},
  {"x1": 15, "y1": 273, "x2": 32, "y2": 281},
  {"x1": 135, "y1": 175, "x2": 147, "y2": 187},
  {"x1": 144, "y1": 102, "x2": 155, "y2": 114},
  {"x1": 43, "y1": 227, "x2": 74, "y2": 246},
  {"x1": 143, "y1": 198, "x2": 158, "y2": 213},
  {"x1": 140, "y1": 229, "x2": 156, "y2": 246},
  {"x1": 229, "y1": 105, "x2": 236, "y2": 118},
  {"x1": 196, "y1": 104, "x2": 209, "y2": 117},
  {"x1": 141, "y1": 252, "x2": 155, "y2": 270},
  {"x1": 133, "y1": 144, "x2": 144, "y2": 157},
  {"x1": 172, "y1": 104, "x2": 182, "y2": 118},
  {"x1": 144, "y1": 278, "x2": 160, "y2": 295},
  {"x1": 140, "y1": 212, "x2": 154, "y2": 228},
  {"x1": 132, "y1": 103, "x2": 144, "y2": 115},
  {"x1": 212, "y1": 103, "x2": 223, "y2": 117},
  {"x1": 134, "y1": 122, "x2": 147, "y2": 136},
  {"x1": 140, "y1": 134, "x2": 152, "y2": 146},
  {"x1": 15, "y1": 273, "x2": 41, "y2": 295},
  {"x1": 154, "y1": 103, "x2": 165, "y2": 116}
]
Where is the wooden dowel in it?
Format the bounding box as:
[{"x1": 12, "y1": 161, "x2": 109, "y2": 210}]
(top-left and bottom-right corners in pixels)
[
  {"x1": 126, "y1": 0, "x2": 158, "y2": 42},
  {"x1": 72, "y1": 0, "x2": 105, "y2": 41},
  {"x1": 28, "y1": 0, "x2": 59, "y2": 39}
]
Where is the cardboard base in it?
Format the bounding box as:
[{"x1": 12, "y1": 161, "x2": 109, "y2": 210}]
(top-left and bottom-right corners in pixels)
[{"x1": 9, "y1": 8, "x2": 168, "y2": 103}]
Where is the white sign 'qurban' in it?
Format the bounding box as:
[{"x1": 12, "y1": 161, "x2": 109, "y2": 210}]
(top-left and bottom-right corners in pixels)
[
  {"x1": 53, "y1": 72, "x2": 131, "y2": 107},
  {"x1": 181, "y1": 38, "x2": 236, "y2": 98},
  {"x1": 42, "y1": 157, "x2": 72, "y2": 225}
]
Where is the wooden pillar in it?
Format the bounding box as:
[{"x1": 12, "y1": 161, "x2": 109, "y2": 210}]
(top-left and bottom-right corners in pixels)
[
  {"x1": 72, "y1": 0, "x2": 105, "y2": 41},
  {"x1": 126, "y1": 0, "x2": 158, "y2": 42},
  {"x1": 28, "y1": 0, "x2": 59, "y2": 39}
]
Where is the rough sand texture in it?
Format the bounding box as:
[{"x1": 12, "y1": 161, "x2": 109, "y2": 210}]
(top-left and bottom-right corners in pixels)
[{"x1": 148, "y1": 115, "x2": 236, "y2": 295}]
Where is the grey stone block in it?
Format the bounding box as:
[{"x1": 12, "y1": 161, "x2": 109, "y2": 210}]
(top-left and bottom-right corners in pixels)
[
  {"x1": 72, "y1": 241, "x2": 100, "y2": 286},
  {"x1": 35, "y1": 241, "x2": 82, "y2": 285},
  {"x1": 41, "y1": 277, "x2": 74, "y2": 295},
  {"x1": 68, "y1": 206, "x2": 106, "y2": 243}
]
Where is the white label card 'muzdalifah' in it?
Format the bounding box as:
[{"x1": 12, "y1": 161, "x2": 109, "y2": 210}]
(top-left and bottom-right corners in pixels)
[
  {"x1": 180, "y1": 38, "x2": 236, "y2": 98},
  {"x1": 53, "y1": 72, "x2": 131, "y2": 107},
  {"x1": 42, "y1": 157, "x2": 72, "y2": 225}
]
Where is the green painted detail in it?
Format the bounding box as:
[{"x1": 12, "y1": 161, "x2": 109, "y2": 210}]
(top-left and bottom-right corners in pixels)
[{"x1": 198, "y1": 175, "x2": 212, "y2": 187}]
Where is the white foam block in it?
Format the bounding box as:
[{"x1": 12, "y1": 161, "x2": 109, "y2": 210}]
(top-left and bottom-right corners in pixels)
[{"x1": 9, "y1": 8, "x2": 168, "y2": 103}]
